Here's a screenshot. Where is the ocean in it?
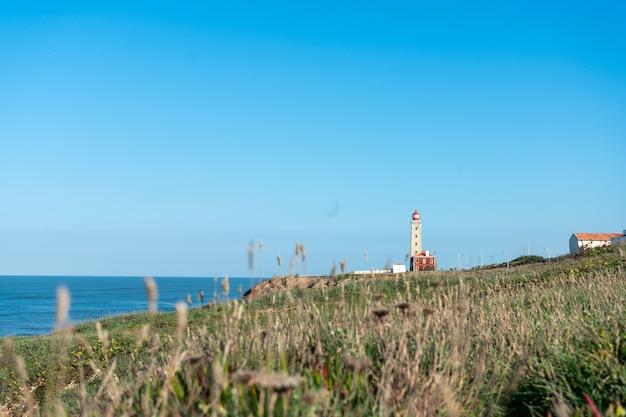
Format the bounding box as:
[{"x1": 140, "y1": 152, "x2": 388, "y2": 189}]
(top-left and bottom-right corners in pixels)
[{"x1": 0, "y1": 276, "x2": 260, "y2": 338}]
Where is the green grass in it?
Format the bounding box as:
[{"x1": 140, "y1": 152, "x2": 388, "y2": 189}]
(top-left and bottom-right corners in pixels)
[{"x1": 1, "y1": 243, "x2": 626, "y2": 416}]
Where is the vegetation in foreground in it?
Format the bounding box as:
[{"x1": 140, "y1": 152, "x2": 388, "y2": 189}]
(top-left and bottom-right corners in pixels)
[{"x1": 1, "y1": 244, "x2": 626, "y2": 416}]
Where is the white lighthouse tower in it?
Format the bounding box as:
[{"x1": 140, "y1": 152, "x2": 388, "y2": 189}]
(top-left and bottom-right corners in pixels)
[
  {"x1": 409, "y1": 209, "x2": 437, "y2": 271},
  {"x1": 410, "y1": 209, "x2": 422, "y2": 261}
]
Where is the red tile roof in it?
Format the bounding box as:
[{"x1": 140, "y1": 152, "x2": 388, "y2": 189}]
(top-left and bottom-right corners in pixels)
[{"x1": 573, "y1": 233, "x2": 623, "y2": 241}]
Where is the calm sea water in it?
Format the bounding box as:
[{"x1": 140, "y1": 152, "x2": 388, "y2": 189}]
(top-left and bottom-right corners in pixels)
[{"x1": 0, "y1": 276, "x2": 260, "y2": 338}]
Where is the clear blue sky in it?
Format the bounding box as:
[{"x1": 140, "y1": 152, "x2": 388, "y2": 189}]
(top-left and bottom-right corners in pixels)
[{"x1": 1, "y1": 1, "x2": 625, "y2": 276}]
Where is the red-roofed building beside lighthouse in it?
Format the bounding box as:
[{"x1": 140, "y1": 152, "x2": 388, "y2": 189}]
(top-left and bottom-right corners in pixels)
[{"x1": 569, "y1": 232, "x2": 624, "y2": 254}]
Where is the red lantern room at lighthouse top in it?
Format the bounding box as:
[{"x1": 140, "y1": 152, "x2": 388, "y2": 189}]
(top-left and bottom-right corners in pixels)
[{"x1": 412, "y1": 210, "x2": 420, "y2": 221}]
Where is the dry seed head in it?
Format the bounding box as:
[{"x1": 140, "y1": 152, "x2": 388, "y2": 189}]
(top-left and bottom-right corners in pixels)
[
  {"x1": 364, "y1": 250, "x2": 368, "y2": 263},
  {"x1": 342, "y1": 354, "x2": 371, "y2": 373},
  {"x1": 434, "y1": 374, "x2": 460, "y2": 417},
  {"x1": 175, "y1": 302, "x2": 187, "y2": 332},
  {"x1": 384, "y1": 257, "x2": 392, "y2": 270},
  {"x1": 299, "y1": 243, "x2": 306, "y2": 262},
  {"x1": 372, "y1": 307, "x2": 390, "y2": 318},
  {"x1": 253, "y1": 372, "x2": 303, "y2": 393},
  {"x1": 144, "y1": 277, "x2": 158, "y2": 313},
  {"x1": 55, "y1": 285, "x2": 71, "y2": 330},
  {"x1": 74, "y1": 334, "x2": 94, "y2": 356},
  {"x1": 395, "y1": 302, "x2": 410, "y2": 312},
  {"x1": 212, "y1": 360, "x2": 226, "y2": 391},
  {"x1": 187, "y1": 355, "x2": 205, "y2": 367},
  {"x1": 96, "y1": 322, "x2": 109, "y2": 349},
  {"x1": 423, "y1": 308, "x2": 436, "y2": 316},
  {"x1": 276, "y1": 254, "x2": 282, "y2": 267},
  {"x1": 137, "y1": 324, "x2": 151, "y2": 347},
  {"x1": 330, "y1": 260, "x2": 337, "y2": 276},
  {"x1": 301, "y1": 392, "x2": 317, "y2": 407},
  {"x1": 259, "y1": 240, "x2": 263, "y2": 253},
  {"x1": 248, "y1": 241, "x2": 254, "y2": 271},
  {"x1": 340, "y1": 258, "x2": 347, "y2": 275},
  {"x1": 186, "y1": 293, "x2": 192, "y2": 306},
  {"x1": 551, "y1": 394, "x2": 573, "y2": 417},
  {"x1": 15, "y1": 355, "x2": 27, "y2": 382},
  {"x1": 231, "y1": 370, "x2": 258, "y2": 385},
  {"x1": 221, "y1": 276, "x2": 230, "y2": 295}
]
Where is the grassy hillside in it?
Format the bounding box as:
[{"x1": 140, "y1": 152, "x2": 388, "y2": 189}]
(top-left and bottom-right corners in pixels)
[{"x1": 1, "y1": 244, "x2": 625, "y2": 416}]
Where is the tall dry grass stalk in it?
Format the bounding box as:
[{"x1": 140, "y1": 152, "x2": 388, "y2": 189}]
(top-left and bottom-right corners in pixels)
[
  {"x1": 258, "y1": 240, "x2": 263, "y2": 278},
  {"x1": 248, "y1": 241, "x2": 254, "y2": 274},
  {"x1": 55, "y1": 285, "x2": 70, "y2": 331},
  {"x1": 96, "y1": 321, "x2": 109, "y2": 350},
  {"x1": 144, "y1": 277, "x2": 158, "y2": 313},
  {"x1": 221, "y1": 275, "x2": 229, "y2": 297},
  {"x1": 175, "y1": 301, "x2": 187, "y2": 342},
  {"x1": 15, "y1": 356, "x2": 37, "y2": 416}
]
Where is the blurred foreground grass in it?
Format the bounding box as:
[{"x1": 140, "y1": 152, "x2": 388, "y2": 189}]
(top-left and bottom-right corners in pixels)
[{"x1": 1, "y1": 244, "x2": 625, "y2": 416}]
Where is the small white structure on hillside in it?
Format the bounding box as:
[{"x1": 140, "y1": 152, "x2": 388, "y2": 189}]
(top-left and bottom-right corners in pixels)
[
  {"x1": 569, "y1": 232, "x2": 624, "y2": 254},
  {"x1": 353, "y1": 268, "x2": 394, "y2": 275}
]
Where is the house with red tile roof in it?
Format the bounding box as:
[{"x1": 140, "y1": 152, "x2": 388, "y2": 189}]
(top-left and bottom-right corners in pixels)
[{"x1": 569, "y1": 232, "x2": 624, "y2": 254}]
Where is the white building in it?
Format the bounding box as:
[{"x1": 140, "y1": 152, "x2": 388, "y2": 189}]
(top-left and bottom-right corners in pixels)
[{"x1": 569, "y1": 232, "x2": 624, "y2": 254}]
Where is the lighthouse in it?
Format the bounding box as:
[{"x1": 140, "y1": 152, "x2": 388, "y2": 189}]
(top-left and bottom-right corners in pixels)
[
  {"x1": 410, "y1": 209, "x2": 422, "y2": 259},
  {"x1": 409, "y1": 209, "x2": 437, "y2": 272}
]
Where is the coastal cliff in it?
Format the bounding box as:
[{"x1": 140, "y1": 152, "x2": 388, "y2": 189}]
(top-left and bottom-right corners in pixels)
[{"x1": 241, "y1": 275, "x2": 329, "y2": 300}]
